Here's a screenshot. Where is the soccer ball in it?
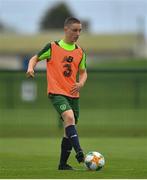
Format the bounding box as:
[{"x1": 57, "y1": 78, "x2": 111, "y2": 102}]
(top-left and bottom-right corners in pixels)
[{"x1": 84, "y1": 151, "x2": 105, "y2": 171}]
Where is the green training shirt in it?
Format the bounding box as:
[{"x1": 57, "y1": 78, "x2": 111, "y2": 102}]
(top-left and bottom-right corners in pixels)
[{"x1": 37, "y1": 40, "x2": 86, "y2": 70}]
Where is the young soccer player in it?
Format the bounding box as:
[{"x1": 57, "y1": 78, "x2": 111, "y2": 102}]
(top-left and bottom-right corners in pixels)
[{"x1": 26, "y1": 17, "x2": 87, "y2": 170}]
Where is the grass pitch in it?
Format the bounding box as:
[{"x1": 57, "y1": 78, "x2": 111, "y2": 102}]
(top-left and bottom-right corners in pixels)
[
  {"x1": 0, "y1": 68, "x2": 147, "y2": 178},
  {"x1": 0, "y1": 137, "x2": 147, "y2": 179},
  {"x1": 0, "y1": 108, "x2": 147, "y2": 178}
]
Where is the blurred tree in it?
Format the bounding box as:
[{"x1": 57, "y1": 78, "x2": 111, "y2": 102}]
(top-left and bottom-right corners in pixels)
[
  {"x1": 0, "y1": 21, "x2": 16, "y2": 33},
  {"x1": 40, "y1": 2, "x2": 74, "y2": 30},
  {"x1": 0, "y1": 22, "x2": 5, "y2": 32}
]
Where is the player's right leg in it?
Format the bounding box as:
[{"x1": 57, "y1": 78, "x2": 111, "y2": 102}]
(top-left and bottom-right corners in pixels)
[
  {"x1": 62, "y1": 109, "x2": 85, "y2": 163},
  {"x1": 48, "y1": 94, "x2": 74, "y2": 170}
]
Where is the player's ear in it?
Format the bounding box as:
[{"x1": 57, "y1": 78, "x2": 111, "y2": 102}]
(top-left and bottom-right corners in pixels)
[{"x1": 64, "y1": 26, "x2": 68, "y2": 32}]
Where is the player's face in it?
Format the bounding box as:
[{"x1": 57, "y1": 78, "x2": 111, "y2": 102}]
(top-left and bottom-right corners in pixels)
[{"x1": 64, "y1": 23, "x2": 82, "y2": 43}]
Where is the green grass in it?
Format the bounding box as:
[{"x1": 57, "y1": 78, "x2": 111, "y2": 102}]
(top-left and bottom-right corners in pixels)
[
  {"x1": 0, "y1": 137, "x2": 147, "y2": 178},
  {"x1": 0, "y1": 108, "x2": 147, "y2": 137},
  {"x1": 0, "y1": 68, "x2": 147, "y2": 178},
  {"x1": 0, "y1": 108, "x2": 147, "y2": 178}
]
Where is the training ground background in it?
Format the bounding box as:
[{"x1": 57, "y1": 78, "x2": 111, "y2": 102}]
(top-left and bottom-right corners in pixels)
[{"x1": 0, "y1": 58, "x2": 147, "y2": 178}]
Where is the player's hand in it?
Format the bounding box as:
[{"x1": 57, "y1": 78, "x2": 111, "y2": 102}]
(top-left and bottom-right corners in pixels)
[
  {"x1": 70, "y1": 82, "x2": 83, "y2": 95},
  {"x1": 26, "y1": 69, "x2": 35, "y2": 78}
]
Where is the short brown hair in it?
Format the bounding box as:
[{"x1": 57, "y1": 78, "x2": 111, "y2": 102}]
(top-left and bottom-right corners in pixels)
[{"x1": 64, "y1": 17, "x2": 81, "y2": 27}]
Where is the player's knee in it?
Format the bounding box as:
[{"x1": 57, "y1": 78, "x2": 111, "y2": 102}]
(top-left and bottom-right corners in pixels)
[
  {"x1": 62, "y1": 110, "x2": 75, "y2": 126},
  {"x1": 65, "y1": 115, "x2": 75, "y2": 125},
  {"x1": 67, "y1": 115, "x2": 74, "y2": 124}
]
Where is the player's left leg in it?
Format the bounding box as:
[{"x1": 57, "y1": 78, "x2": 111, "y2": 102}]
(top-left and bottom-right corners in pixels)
[{"x1": 68, "y1": 98, "x2": 85, "y2": 163}]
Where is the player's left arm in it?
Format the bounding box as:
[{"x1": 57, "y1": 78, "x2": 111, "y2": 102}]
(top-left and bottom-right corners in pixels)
[
  {"x1": 70, "y1": 52, "x2": 87, "y2": 95},
  {"x1": 78, "y1": 68, "x2": 87, "y2": 88}
]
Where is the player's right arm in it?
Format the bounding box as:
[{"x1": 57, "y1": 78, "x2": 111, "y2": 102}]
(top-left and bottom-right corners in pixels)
[
  {"x1": 26, "y1": 43, "x2": 51, "y2": 78},
  {"x1": 26, "y1": 55, "x2": 38, "y2": 78}
]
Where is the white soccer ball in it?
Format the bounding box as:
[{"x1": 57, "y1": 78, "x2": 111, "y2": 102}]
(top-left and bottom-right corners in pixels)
[{"x1": 84, "y1": 151, "x2": 105, "y2": 171}]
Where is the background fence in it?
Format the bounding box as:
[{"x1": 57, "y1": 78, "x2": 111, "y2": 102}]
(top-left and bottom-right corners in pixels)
[
  {"x1": 0, "y1": 70, "x2": 147, "y2": 109},
  {"x1": 0, "y1": 69, "x2": 147, "y2": 137}
]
